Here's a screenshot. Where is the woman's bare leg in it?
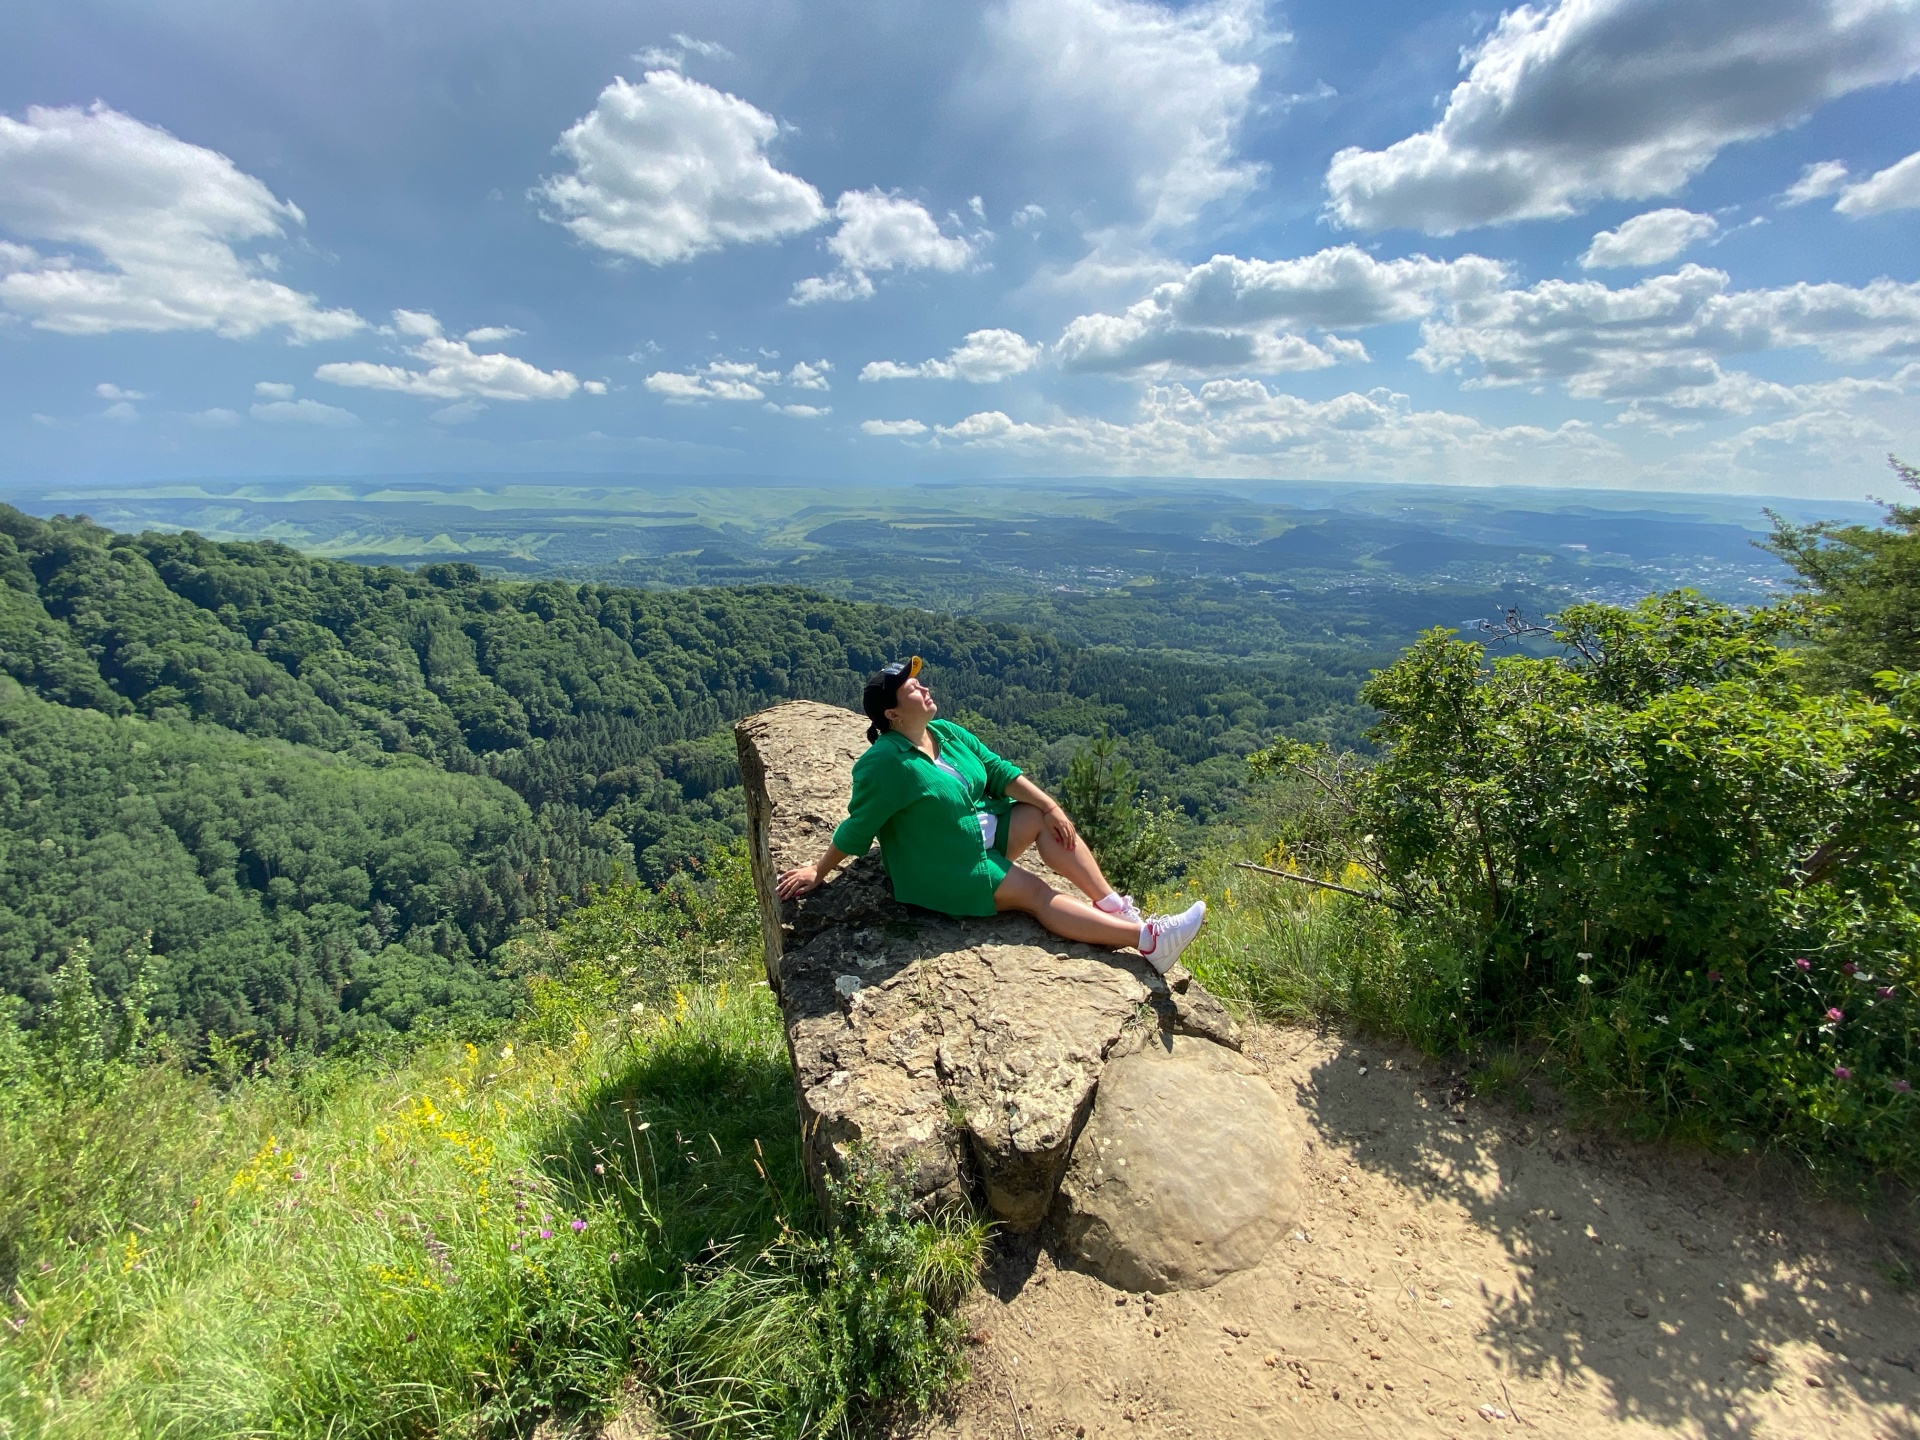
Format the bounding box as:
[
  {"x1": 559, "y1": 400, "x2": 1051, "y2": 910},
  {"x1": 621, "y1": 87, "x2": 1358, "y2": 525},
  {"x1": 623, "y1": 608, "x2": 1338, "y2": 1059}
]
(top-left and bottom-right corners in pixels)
[
  {"x1": 1004, "y1": 802, "x2": 1118, "y2": 904},
  {"x1": 993, "y1": 864, "x2": 1139, "y2": 948}
]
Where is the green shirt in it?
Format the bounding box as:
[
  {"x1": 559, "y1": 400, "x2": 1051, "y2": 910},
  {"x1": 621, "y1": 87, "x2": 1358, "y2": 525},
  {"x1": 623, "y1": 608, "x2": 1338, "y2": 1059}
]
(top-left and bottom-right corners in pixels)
[{"x1": 831, "y1": 719, "x2": 1024, "y2": 917}]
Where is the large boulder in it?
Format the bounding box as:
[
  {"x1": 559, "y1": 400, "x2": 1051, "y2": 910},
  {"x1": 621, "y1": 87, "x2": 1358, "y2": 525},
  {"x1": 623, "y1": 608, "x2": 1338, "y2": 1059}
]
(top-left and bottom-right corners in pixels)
[
  {"x1": 734, "y1": 701, "x2": 1255, "y2": 1236},
  {"x1": 1052, "y1": 1032, "x2": 1300, "y2": 1292}
]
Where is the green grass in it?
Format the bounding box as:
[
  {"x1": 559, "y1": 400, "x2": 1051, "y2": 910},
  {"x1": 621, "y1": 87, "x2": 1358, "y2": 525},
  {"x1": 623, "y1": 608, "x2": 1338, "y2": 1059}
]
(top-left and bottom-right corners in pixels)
[
  {"x1": 1, "y1": 916, "x2": 985, "y2": 1438},
  {"x1": 1165, "y1": 843, "x2": 1446, "y2": 1048}
]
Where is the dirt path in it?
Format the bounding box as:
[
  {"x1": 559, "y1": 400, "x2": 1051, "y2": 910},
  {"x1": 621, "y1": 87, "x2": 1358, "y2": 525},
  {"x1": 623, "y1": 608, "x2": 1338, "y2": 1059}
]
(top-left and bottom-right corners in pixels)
[{"x1": 912, "y1": 1024, "x2": 1920, "y2": 1439}]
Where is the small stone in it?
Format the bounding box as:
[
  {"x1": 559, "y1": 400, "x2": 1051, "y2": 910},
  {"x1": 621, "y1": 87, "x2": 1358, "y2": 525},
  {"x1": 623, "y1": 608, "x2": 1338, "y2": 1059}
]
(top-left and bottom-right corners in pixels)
[
  {"x1": 1263, "y1": 1353, "x2": 1278, "y2": 1366},
  {"x1": 1805, "y1": 1375, "x2": 1824, "y2": 1388},
  {"x1": 833, "y1": 973, "x2": 863, "y2": 999},
  {"x1": 1627, "y1": 1300, "x2": 1649, "y2": 1318}
]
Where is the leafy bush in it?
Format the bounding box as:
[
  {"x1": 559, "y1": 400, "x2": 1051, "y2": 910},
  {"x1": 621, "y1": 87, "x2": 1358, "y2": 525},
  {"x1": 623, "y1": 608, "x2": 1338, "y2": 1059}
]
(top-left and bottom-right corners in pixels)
[
  {"x1": 1765, "y1": 455, "x2": 1920, "y2": 688},
  {"x1": 1252, "y1": 592, "x2": 1920, "y2": 1176}
]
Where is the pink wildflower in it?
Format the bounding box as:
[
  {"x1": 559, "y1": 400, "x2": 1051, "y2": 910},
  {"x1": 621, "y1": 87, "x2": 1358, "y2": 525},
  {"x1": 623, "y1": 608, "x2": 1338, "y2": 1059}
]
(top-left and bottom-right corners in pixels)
[
  {"x1": 571, "y1": 1218, "x2": 587, "y2": 1233},
  {"x1": 1793, "y1": 958, "x2": 1811, "y2": 972},
  {"x1": 1827, "y1": 1007, "x2": 1844, "y2": 1022},
  {"x1": 1894, "y1": 1080, "x2": 1913, "y2": 1093},
  {"x1": 539, "y1": 1228, "x2": 552, "y2": 1240},
  {"x1": 1841, "y1": 962, "x2": 1857, "y2": 976},
  {"x1": 1879, "y1": 987, "x2": 1896, "y2": 999},
  {"x1": 1834, "y1": 1066, "x2": 1852, "y2": 1080}
]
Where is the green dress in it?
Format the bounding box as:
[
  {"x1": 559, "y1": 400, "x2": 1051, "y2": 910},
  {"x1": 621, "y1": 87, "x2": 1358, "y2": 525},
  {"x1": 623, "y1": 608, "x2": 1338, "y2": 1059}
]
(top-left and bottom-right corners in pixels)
[{"x1": 831, "y1": 720, "x2": 1024, "y2": 917}]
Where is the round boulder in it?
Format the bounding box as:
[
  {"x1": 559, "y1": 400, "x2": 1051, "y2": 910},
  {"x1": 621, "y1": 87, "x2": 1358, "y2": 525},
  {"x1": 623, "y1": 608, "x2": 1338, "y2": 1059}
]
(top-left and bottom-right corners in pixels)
[{"x1": 1053, "y1": 1033, "x2": 1299, "y2": 1292}]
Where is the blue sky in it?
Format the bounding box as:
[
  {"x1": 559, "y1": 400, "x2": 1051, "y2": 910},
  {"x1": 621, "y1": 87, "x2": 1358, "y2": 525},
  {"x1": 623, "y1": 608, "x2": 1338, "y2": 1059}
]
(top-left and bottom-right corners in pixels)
[{"x1": 3, "y1": 0, "x2": 1918, "y2": 499}]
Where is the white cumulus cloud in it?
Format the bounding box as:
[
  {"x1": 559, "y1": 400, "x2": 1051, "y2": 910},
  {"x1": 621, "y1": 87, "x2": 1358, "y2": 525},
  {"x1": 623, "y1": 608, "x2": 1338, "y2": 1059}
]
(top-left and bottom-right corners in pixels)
[
  {"x1": 537, "y1": 71, "x2": 826, "y2": 264},
  {"x1": 1579, "y1": 209, "x2": 1719, "y2": 268},
  {"x1": 253, "y1": 381, "x2": 295, "y2": 400},
  {"x1": 315, "y1": 311, "x2": 584, "y2": 401},
  {"x1": 861, "y1": 329, "x2": 1042, "y2": 382},
  {"x1": 793, "y1": 190, "x2": 976, "y2": 304},
  {"x1": 1836, "y1": 149, "x2": 1920, "y2": 216},
  {"x1": 980, "y1": 0, "x2": 1273, "y2": 238},
  {"x1": 1055, "y1": 246, "x2": 1504, "y2": 376},
  {"x1": 252, "y1": 397, "x2": 359, "y2": 426},
  {"x1": 1325, "y1": 0, "x2": 1920, "y2": 234},
  {"x1": 861, "y1": 418, "x2": 929, "y2": 436},
  {"x1": 645, "y1": 358, "x2": 832, "y2": 403},
  {"x1": 865, "y1": 381, "x2": 1622, "y2": 486},
  {"x1": 94, "y1": 382, "x2": 145, "y2": 400},
  {"x1": 0, "y1": 103, "x2": 364, "y2": 339},
  {"x1": 1781, "y1": 159, "x2": 1851, "y2": 205},
  {"x1": 1415, "y1": 264, "x2": 1920, "y2": 416}
]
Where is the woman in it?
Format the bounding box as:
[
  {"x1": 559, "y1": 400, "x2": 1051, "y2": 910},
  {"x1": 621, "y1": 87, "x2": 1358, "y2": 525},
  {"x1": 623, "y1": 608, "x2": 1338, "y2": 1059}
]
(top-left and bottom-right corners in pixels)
[{"x1": 775, "y1": 657, "x2": 1207, "y2": 973}]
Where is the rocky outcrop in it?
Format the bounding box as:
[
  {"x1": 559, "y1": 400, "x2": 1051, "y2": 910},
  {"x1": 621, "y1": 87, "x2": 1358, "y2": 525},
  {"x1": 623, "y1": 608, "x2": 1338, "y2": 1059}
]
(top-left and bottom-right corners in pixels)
[
  {"x1": 1052, "y1": 1033, "x2": 1300, "y2": 1291},
  {"x1": 735, "y1": 700, "x2": 1287, "y2": 1263}
]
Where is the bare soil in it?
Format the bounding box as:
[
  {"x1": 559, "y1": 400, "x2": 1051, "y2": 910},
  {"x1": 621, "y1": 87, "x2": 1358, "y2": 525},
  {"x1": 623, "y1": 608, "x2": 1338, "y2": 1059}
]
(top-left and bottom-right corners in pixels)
[{"x1": 911, "y1": 1023, "x2": 1920, "y2": 1440}]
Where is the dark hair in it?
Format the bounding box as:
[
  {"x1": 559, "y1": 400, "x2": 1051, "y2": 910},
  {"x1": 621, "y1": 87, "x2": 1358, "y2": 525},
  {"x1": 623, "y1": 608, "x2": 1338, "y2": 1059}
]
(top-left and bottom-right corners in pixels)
[{"x1": 860, "y1": 657, "x2": 921, "y2": 743}]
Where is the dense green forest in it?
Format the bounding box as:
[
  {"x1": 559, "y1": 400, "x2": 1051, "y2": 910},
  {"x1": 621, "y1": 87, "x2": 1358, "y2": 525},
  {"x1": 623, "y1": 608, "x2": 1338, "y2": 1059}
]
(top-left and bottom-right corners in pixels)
[{"x1": 0, "y1": 505, "x2": 1366, "y2": 1050}]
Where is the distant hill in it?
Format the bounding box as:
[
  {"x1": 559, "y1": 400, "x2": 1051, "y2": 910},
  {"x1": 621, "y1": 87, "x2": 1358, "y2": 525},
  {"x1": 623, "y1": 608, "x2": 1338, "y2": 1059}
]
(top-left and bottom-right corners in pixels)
[{"x1": 0, "y1": 507, "x2": 1361, "y2": 1051}]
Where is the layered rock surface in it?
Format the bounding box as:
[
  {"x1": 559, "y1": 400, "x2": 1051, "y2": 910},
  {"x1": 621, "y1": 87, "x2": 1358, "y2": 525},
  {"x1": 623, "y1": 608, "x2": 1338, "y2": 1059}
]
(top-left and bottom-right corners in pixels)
[{"x1": 736, "y1": 701, "x2": 1290, "y2": 1277}]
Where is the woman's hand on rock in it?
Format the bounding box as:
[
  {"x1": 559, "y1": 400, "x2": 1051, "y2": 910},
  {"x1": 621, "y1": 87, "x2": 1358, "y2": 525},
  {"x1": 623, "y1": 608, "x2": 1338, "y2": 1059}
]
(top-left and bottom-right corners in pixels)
[{"x1": 776, "y1": 865, "x2": 822, "y2": 900}]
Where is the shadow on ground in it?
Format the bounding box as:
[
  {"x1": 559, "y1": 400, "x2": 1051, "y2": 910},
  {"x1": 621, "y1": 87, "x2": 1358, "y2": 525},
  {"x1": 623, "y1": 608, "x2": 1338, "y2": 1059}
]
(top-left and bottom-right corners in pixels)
[{"x1": 1294, "y1": 1033, "x2": 1920, "y2": 1434}]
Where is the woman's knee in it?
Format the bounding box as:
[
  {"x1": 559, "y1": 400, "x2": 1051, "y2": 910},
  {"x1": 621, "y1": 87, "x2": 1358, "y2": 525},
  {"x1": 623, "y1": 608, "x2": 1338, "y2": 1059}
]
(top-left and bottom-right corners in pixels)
[{"x1": 993, "y1": 864, "x2": 1048, "y2": 914}]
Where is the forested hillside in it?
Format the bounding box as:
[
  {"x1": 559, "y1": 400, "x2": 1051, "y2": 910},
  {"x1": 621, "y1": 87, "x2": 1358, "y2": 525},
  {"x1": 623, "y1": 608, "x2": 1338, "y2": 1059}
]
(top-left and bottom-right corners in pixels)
[{"x1": 0, "y1": 506, "x2": 1363, "y2": 1050}]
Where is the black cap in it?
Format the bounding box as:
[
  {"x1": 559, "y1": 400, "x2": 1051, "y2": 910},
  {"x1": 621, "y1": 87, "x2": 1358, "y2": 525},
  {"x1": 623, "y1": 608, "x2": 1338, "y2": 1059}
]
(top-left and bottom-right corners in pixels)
[{"x1": 861, "y1": 655, "x2": 922, "y2": 742}]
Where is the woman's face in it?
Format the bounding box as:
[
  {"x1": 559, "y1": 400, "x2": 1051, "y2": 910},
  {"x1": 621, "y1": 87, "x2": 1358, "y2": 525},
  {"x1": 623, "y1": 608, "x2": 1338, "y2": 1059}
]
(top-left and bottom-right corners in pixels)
[{"x1": 886, "y1": 675, "x2": 937, "y2": 727}]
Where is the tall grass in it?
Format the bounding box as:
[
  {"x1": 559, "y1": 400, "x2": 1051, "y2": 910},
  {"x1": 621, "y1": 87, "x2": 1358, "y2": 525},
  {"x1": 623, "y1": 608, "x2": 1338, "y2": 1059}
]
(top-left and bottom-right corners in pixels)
[
  {"x1": 1164, "y1": 842, "x2": 1452, "y2": 1049},
  {"x1": 0, "y1": 853, "x2": 986, "y2": 1440}
]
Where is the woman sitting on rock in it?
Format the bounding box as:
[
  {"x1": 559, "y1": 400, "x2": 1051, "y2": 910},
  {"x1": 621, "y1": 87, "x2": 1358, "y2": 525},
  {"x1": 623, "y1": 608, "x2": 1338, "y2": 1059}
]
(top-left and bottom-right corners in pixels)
[{"x1": 775, "y1": 656, "x2": 1207, "y2": 973}]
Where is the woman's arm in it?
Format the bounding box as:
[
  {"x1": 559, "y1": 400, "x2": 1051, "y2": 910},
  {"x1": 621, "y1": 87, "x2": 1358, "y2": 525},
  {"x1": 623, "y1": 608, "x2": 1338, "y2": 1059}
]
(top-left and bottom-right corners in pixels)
[
  {"x1": 777, "y1": 843, "x2": 851, "y2": 899},
  {"x1": 1006, "y1": 774, "x2": 1079, "y2": 852},
  {"x1": 783, "y1": 750, "x2": 910, "y2": 899}
]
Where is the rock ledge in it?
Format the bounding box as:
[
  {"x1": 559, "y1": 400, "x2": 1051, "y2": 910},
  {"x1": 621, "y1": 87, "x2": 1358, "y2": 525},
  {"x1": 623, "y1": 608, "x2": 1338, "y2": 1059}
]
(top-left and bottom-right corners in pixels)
[{"x1": 737, "y1": 701, "x2": 1290, "y2": 1281}]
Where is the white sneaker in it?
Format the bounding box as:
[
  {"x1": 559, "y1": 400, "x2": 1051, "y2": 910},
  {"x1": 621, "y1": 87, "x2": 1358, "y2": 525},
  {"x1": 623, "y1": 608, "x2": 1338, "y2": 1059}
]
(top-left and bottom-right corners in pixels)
[
  {"x1": 1100, "y1": 893, "x2": 1143, "y2": 924},
  {"x1": 1141, "y1": 901, "x2": 1206, "y2": 975}
]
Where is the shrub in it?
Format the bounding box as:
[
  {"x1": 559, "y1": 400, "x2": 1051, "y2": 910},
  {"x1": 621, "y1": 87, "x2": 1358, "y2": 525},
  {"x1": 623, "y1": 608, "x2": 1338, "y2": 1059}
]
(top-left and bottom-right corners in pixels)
[
  {"x1": 1062, "y1": 736, "x2": 1177, "y2": 897},
  {"x1": 1251, "y1": 592, "x2": 1920, "y2": 1177}
]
